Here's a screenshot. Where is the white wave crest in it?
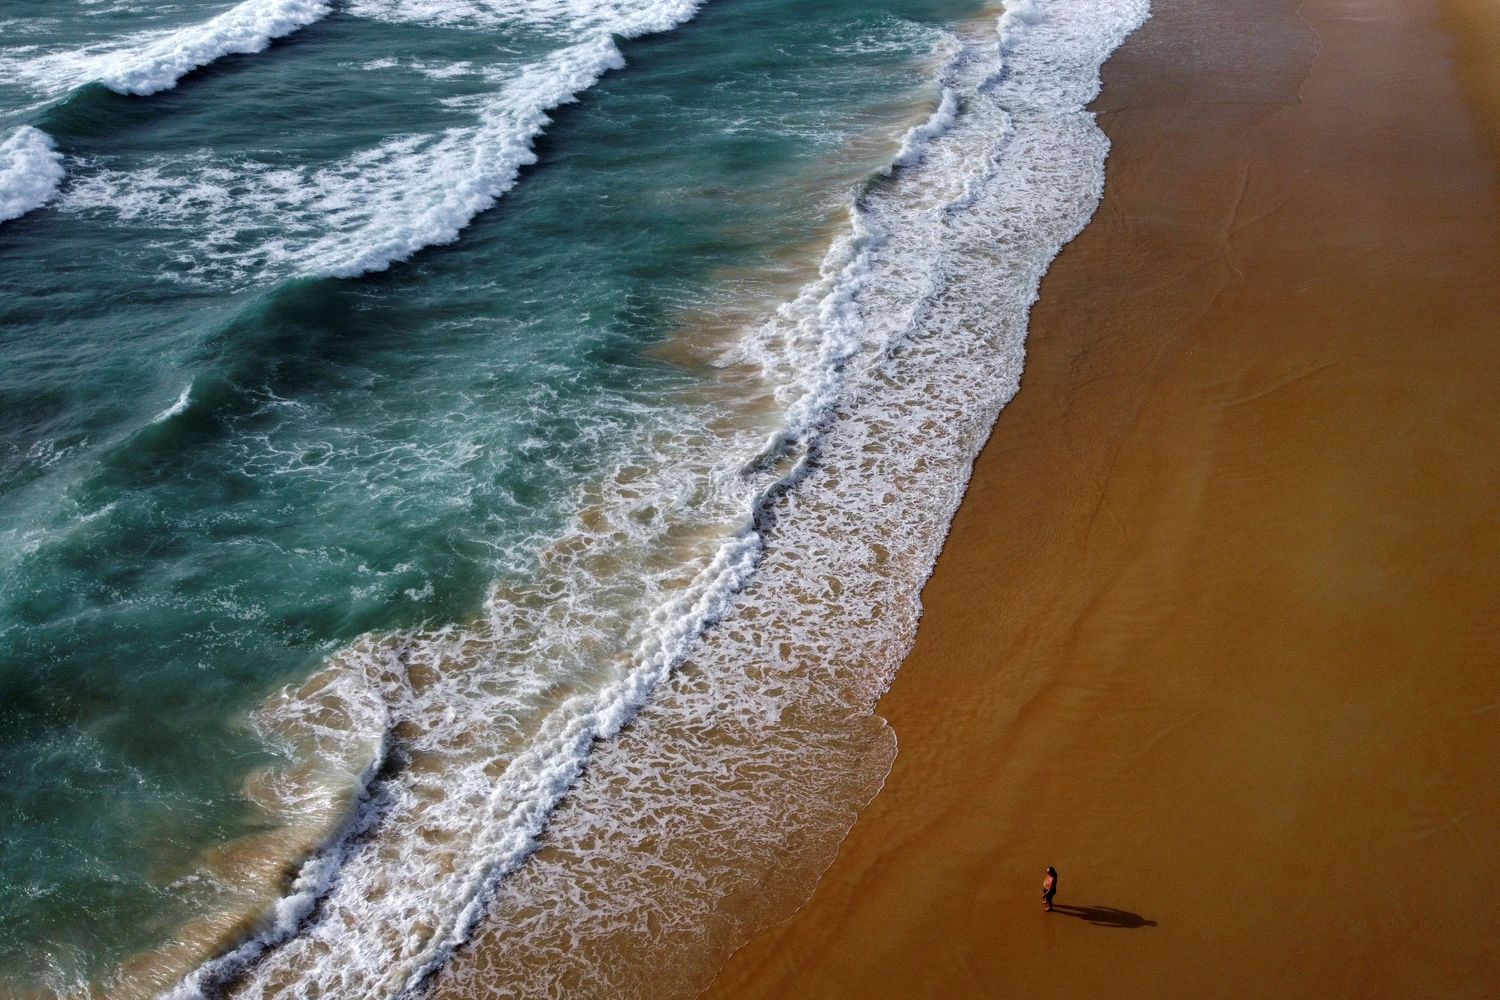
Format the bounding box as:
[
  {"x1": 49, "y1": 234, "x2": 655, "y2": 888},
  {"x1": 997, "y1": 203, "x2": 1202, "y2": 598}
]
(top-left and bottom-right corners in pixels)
[
  {"x1": 431, "y1": 0, "x2": 1154, "y2": 997},
  {"x1": 890, "y1": 86, "x2": 959, "y2": 170},
  {"x1": 61, "y1": 0, "x2": 706, "y2": 282},
  {"x1": 0, "y1": 0, "x2": 331, "y2": 98},
  {"x1": 1001, "y1": 0, "x2": 1045, "y2": 39},
  {"x1": 0, "y1": 126, "x2": 65, "y2": 224},
  {"x1": 150, "y1": 383, "x2": 193, "y2": 424},
  {"x1": 163, "y1": 351, "x2": 794, "y2": 999},
  {"x1": 148, "y1": 0, "x2": 1153, "y2": 997},
  {"x1": 159, "y1": 660, "x2": 393, "y2": 1000},
  {"x1": 349, "y1": 0, "x2": 696, "y2": 33}
]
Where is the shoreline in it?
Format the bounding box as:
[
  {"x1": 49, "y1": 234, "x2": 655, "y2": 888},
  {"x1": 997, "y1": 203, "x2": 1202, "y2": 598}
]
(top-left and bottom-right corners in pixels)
[
  {"x1": 703, "y1": 0, "x2": 1500, "y2": 995},
  {"x1": 432, "y1": 2, "x2": 1151, "y2": 995},
  {"x1": 63, "y1": 17, "x2": 987, "y2": 1000}
]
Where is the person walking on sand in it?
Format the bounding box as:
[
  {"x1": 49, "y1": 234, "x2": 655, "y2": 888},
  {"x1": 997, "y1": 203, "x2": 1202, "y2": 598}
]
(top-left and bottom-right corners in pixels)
[{"x1": 1042, "y1": 866, "x2": 1058, "y2": 911}]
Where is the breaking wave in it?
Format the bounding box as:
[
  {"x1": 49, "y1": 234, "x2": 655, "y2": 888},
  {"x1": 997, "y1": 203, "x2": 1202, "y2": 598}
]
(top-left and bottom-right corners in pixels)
[
  {"x1": 0, "y1": 126, "x2": 65, "y2": 225},
  {"x1": 430, "y1": 0, "x2": 1152, "y2": 996},
  {"x1": 139, "y1": 1, "x2": 1153, "y2": 998},
  {"x1": 1, "y1": 0, "x2": 1149, "y2": 996},
  {"x1": 0, "y1": 0, "x2": 332, "y2": 98},
  {"x1": 59, "y1": 1, "x2": 708, "y2": 283}
]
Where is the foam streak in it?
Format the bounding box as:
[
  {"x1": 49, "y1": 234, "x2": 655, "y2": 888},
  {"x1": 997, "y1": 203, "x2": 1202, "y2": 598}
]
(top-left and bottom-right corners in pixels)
[{"x1": 430, "y1": 1, "x2": 1153, "y2": 996}]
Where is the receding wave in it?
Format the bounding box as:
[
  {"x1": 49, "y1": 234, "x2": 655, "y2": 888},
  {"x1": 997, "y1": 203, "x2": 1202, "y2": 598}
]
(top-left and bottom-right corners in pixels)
[
  {"x1": 0, "y1": 0, "x2": 331, "y2": 98},
  {"x1": 0, "y1": 126, "x2": 64, "y2": 225}
]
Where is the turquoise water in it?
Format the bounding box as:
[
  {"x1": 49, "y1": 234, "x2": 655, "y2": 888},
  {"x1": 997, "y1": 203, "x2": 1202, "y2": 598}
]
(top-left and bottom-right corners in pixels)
[{"x1": 0, "y1": 0, "x2": 985, "y2": 992}]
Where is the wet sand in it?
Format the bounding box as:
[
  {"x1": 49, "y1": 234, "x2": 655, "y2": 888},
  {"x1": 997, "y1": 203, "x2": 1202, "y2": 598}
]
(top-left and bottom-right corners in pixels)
[{"x1": 703, "y1": 0, "x2": 1500, "y2": 996}]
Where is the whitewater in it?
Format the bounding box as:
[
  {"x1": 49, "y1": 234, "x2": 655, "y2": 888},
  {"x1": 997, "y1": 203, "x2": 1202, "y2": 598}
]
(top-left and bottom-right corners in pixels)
[
  {"x1": 427, "y1": 1, "x2": 1151, "y2": 994},
  {"x1": 0, "y1": 0, "x2": 333, "y2": 98},
  {"x1": 0, "y1": 0, "x2": 1149, "y2": 996},
  {"x1": 0, "y1": 126, "x2": 63, "y2": 223},
  {"x1": 180, "y1": 1, "x2": 1148, "y2": 997}
]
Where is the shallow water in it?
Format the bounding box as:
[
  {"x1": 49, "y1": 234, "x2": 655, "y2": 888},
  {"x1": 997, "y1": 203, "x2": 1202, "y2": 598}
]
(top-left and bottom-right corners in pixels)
[{"x1": 0, "y1": 0, "x2": 1145, "y2": 995}]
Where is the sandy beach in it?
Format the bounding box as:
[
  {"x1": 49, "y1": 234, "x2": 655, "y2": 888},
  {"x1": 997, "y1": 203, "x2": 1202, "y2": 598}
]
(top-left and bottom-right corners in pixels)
[{"x1": 703, "y1": 0, "x2": 1500, "y2": 995}]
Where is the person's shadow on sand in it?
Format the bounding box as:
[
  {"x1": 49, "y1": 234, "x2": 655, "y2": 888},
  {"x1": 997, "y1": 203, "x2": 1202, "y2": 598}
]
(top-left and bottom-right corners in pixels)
[{"x1": 1050, "y1": 904, "x2": 1157, "y2": 929}]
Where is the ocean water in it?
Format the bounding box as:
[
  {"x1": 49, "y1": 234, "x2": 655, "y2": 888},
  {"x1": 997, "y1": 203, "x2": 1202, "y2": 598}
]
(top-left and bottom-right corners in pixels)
[{"x1": 0, "y1": 0, "x2": 1147, "y2": 997}]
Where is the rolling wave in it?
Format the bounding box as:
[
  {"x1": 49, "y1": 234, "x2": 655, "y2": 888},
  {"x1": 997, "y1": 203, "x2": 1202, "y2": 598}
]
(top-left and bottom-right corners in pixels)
[
  {"x1": 347, "y1": 0, "x2": 703, "y2": 33},
  {"x1": 0, "y1": 0, "x2": 331, "y2": 98},
  {"x1": 429, "y1": 0, "x2": 1153, "y2": 995},
  {"x1": 0, "y1": 126, "x2": 64, "y2": 224},
  {"x1": 152, "y1": 0, "x2": 1153, "y2": 995},
  {"x1": 60, "y1": 0, "x2": 707, "y2": 283}
]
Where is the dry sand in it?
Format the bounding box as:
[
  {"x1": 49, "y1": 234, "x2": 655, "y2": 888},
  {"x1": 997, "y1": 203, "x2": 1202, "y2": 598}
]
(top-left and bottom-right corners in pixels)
[{"x1": 702, "y1": 0, "x2": 1500, "y2": 996}]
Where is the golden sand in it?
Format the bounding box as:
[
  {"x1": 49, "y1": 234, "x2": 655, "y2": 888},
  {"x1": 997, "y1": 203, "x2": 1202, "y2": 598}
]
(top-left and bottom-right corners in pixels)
[
  {"x1": 1443, "y1": 0, "x2": 1500, "y2": 161},
  {"x1": 702, "y1": 0, "x2": 1500, "y2": 995}
]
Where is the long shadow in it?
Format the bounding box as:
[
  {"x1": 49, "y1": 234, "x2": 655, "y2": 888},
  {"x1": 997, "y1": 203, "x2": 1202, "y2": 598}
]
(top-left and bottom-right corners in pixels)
[{"x1": 1050, "y1": 904, "x2": 1157, "y2": 929}]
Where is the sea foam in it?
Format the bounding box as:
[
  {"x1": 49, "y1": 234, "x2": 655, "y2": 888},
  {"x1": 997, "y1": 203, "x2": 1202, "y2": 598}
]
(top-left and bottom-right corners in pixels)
[
  {"x1": 0, "y1": 126, "x2": 65, "y2": 225},
  {"x1": 348, "y1": 0, "x2": 698, "y2": 33},
  {"x1": 61, "y1": 0, "x2": 706, "y2": 284},
  {"x1": 430, "y1": 0, "x2": 1153, "y2": 996},
  {"x1": 150, "y1": 0, "x2": 1151, "y2": 997},
  {"x1": 0, "y1": 0, "x2": 331, "y2": 98}
]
